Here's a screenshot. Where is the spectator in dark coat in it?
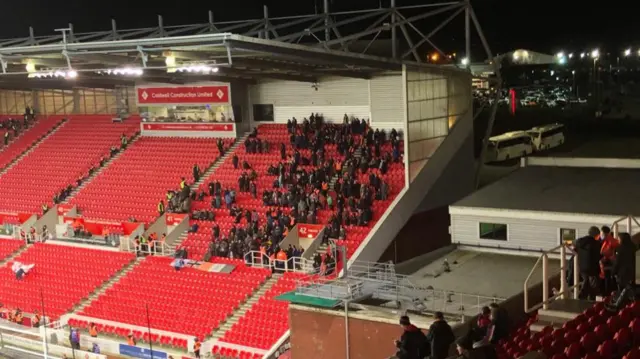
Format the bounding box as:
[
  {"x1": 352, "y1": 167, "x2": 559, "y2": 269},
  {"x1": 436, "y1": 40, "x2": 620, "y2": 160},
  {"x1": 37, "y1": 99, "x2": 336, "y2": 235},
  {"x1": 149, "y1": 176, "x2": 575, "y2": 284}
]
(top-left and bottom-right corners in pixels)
[
  {"x1": 607, "y1": 232, "x2": 637, "y2": 311},
  {"x1": 575, "y1": 226, "x2": 602, "y2": 300},
  {"x1": 426, "y1": 312, "x2": 455, "y2": 359},
  {"x1": 613, "y1": 232, "x2": 637, "y2": 290},
  {"x1": 488, "y1": 303, "x2": 509, "y2": 344},
  {"x1": 394, "y1": 315, "x2": 429, "y2": 359}
]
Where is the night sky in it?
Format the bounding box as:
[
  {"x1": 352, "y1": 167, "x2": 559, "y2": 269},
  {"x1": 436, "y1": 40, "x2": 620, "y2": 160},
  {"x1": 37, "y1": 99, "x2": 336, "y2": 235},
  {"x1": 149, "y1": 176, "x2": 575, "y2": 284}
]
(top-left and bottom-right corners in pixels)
[{"x1": 0, "y1": 0, "x2": 635, "y2": 56}]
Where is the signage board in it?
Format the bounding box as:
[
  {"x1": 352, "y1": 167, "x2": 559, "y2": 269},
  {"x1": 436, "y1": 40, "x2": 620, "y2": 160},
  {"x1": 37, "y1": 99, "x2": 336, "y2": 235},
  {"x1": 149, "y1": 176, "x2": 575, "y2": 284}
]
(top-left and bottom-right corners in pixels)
[{"x1": 137, "y1": 86, "x2": 229, "y2": 105}]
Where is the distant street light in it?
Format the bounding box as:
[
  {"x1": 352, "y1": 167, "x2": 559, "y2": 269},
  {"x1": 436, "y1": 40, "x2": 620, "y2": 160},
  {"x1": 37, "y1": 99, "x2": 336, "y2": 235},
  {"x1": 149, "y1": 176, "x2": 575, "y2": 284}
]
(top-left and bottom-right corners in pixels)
[
  {"x1": 624, "y1": 48, "x2": 632, "y2": 57},
  {"x1": 591, "y1": 49, "x2": 599, "y2": 58},
  {"x1": 461, "y1": 57, "x2": 469, "y2": 66},
  {"x1": 580, "y1": 53, "x2": 586, "y2": 59},
  {"x1": 568, "y1": 53, "x2": 574, "y2": 59},
  {"x1": 556, "y1": 51, "x2": 565, "y2": 59}
]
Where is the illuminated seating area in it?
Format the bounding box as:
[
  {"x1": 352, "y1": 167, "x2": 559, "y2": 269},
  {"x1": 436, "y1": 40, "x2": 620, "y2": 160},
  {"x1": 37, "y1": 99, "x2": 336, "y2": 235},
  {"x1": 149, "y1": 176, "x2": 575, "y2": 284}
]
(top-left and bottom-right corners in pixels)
[
  {"x1": 70, "y1": 137, "x2": 231, "y2": 223},
  {"x1": 0, "y1": 238, "x2": 23, "y2": 260},
  {"x1": 0, "y1": 116, "x2": 62, "y2": 171},
  {"x1": 183, "y1": 123, "x2": 404, "y2": 259},
  {"x1": 78, "y1": 256, "x2": 270, "y2": 342},
  {"x1": 0, "y1": 243, "x2": 134, "y2": 320},
  {"x1": 0, "y1": 116, "x2": 139, "y2": 213},
  {"x1": 497, "y1": 300, "x2": 640, "y2": 359}
]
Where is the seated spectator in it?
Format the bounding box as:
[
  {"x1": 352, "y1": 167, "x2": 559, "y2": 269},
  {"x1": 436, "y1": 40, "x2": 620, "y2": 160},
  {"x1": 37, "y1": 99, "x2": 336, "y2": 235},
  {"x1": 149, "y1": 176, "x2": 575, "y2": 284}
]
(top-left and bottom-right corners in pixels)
[{"x1": 393, "y1": 315, "x2": 429, "y2": 359}]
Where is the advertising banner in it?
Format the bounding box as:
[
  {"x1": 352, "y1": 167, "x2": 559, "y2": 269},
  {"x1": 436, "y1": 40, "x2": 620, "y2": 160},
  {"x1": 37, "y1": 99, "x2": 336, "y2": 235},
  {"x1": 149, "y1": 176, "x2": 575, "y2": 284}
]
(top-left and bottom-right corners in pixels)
[
  {"x1": 137, "y1": 86, "x2": 229, "y2": 105},
  {"x1": 297, "y1": 224, "x2": 324, "y2": 239},
  {"x1": 166, "y1": 213, "x2": 187, "y2": 226},
  {"x1": 119, "y1": 344, "x2": 168, "y2": 359},
  {"x1": 141, "y1": 123, "x2": 234, "y2": 132}
]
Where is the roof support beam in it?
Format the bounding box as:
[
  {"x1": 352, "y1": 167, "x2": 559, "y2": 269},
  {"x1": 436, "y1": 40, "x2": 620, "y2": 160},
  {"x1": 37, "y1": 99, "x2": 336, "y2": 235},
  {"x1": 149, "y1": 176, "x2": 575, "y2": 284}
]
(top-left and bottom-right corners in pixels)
[{"x1": 231, "y1": 58, "x2": 371, "y2": 79}]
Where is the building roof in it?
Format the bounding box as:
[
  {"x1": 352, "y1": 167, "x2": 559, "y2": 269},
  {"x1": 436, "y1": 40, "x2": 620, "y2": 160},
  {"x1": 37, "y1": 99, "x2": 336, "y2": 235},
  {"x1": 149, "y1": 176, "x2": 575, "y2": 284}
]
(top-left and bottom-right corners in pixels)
[{"x1": 453, "y1": 165, "x2": 640, "y2": 216}]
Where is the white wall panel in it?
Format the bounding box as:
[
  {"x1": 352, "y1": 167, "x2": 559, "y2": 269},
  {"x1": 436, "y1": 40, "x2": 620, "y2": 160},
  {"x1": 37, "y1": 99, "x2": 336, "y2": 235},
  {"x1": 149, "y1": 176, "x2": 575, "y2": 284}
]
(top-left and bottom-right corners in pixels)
[
  {"x1": 250, "y1": 77, "x2": 369, "y2": 107},
  {"x1": 274, "y1": 106, "x2": 370, "y2": 124},
  {"x1": 450, "y1": 213, "x2": 617, "y2": 252},
  {"x1": 369, "y1": 73, "x2": 403, "y2": 129}
]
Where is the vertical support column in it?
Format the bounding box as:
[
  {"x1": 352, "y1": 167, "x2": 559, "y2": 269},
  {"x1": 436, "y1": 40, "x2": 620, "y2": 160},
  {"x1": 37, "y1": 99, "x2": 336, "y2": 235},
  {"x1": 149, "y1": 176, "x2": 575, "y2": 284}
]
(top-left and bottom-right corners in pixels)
[
  {"x1": 542, "y1": 254, "x2": 549, "y2": 310},
  {"x1": 72, "y1": 88, "x2": 81, "y2": 114},
  {"x1": 573, "y1": 252, "x2": 580, "y2": 298},
  {"x1": 68, "y1": 23, "x2": 75, "y2": 42},
  {"x1": 614, "y1": 223, "x2": 619, "y2": 239},
  {"x1": 560, "y1": 245, "x2": 567, "y2": 300},
  {"x1": 157, "y1": 15, "x2": 165, "y2": 37},
  {"x1": 263, "y1": 5, "x2": 269, "y2": 40},
  {"x1": 323, "y1": 0, "x2": 330, "y2": 43},
  {"x1": 391, "y1": 0, "x2": 397, "y2": 59},
  {"x1": 464, "y1": 2, "x2": 471, "y2": 63},
  {"x1": 111, "y1": 19, "x2": 118, "y2": 40},
  {"x1": 29, "y1": 26, "x2": 36, "y2": 45},
  {"x1": 208, "y1": 10, "x2": 215, "y2": 32},
  {"x1": 627, "y1": 215, "x2": 633, "y2": 235}
]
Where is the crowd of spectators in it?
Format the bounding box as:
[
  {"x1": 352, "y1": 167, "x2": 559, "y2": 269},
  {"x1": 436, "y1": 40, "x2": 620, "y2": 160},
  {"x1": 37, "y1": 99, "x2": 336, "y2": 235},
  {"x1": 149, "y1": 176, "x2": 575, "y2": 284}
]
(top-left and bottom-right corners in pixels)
[
  {"x1": 174, "y1": 114, "x2": 401, "y2": 274},
  {"x1": 1, "y1": 107, "x2": 35, "y2": 146}
]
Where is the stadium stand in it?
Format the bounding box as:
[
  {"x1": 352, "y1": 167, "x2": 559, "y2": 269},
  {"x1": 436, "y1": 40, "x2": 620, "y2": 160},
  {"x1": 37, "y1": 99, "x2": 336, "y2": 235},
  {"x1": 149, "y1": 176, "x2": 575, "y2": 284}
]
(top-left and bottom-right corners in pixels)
[
  {"x1": 497, "y1": 300, "x2": 640, "y2": 359},
  {"x1": 183, "y1": 122, "x2": 404, "y2": 260},
  {"x1": 70, "y1": 137, "x2": 232, "y2": 223},
  {"x1": 0, "y1": 243, "x2": 134, "y2": 320},
  {"x1": 0, "y1": 116, "x2": 62, "y2": 171},
  {"x1": 220, "y1": 271, "x2": 309, "y2": 350},
  {"x1": 77, "y1": 256, "x2": 270, "y2": 345},
  {"x1": 0, "y1": 238, "x2": 23, "y2": 261},
  {"x1": 0, "y1": 116, "x2": 139, "y2": 213}
]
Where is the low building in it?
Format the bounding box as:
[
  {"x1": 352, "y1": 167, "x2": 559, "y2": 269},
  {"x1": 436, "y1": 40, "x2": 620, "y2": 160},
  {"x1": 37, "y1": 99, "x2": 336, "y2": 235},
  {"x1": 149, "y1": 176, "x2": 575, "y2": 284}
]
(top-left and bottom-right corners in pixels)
[{"x1": 449, "y1": 157, "x2": 640, "y2": 253}]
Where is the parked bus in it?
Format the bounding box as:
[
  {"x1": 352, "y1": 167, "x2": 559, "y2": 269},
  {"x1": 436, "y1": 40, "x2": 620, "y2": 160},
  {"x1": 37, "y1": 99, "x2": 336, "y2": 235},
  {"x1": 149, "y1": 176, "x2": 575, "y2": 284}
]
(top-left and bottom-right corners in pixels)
[
  {"x1": 485, "y1": 131, "x2": 533, "y2": 162},
  {"x1": 526, "y1": 123, "x2": 565, "y2": 151}
]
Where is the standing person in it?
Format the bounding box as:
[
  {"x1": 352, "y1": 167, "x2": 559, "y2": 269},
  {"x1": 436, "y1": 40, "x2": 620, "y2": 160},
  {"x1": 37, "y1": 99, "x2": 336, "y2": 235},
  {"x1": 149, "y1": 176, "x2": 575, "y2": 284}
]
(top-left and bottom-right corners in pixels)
[
  {"x1": 193, "y1": 337, "x2": 201, "y2": 358},
  {"x1": 69, "y1": 327, "x2": 80, "y2": 350},
  {"x1": 607, "y1": 232, "x2": 638, "y2": 311},
  {"x1": 89, "y1": 322, "x2": 98, "y2": 338},
  {"x1": 488, "y1": 303, "x2": 509, "y2": 344},
  {"x1": 426, "y1": 312, "x2": 455, "y2": 359},
  {"x1": 393, "y1": 315, "x2": 429, "y2": 359},
  {"x1": 575, "y1": 226, "x2": 601, "y2": 300},
  {"x1": 598, "y1": 225, "x2": 619, "y2": 295},
  {"x1": 193, "y1": 164, "x2": 201, "y2": 183},
  {"x1": 157, "y1": 200, "x2": 165, "y2": 216}
]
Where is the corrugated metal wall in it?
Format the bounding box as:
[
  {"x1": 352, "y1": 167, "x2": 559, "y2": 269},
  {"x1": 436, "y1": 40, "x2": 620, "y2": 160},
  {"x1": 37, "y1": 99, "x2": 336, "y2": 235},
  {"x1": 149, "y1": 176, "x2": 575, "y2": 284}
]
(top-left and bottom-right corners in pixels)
[
  {"x1": 369, "y1": 72, "x2": 404, "y2": 129},
  {"x1": 0, "y1": 90, "x2": 34, "y2": 114},
  {"x1": 450, "y1": 213, "x2": 620, "y2": 251}
]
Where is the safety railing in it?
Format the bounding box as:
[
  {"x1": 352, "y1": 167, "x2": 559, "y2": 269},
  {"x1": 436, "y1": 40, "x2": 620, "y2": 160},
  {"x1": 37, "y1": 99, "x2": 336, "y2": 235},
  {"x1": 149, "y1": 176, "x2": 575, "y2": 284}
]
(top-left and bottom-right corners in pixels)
[
  {"x1": 524, "y1": 243, "x2": 578, "y2": 313},
  {"x1": 127, "y1": 240, "x2": 172, "y2": 257},
  {"x1": 244, "y1": 250, "x2": 316, "y2": 273}
]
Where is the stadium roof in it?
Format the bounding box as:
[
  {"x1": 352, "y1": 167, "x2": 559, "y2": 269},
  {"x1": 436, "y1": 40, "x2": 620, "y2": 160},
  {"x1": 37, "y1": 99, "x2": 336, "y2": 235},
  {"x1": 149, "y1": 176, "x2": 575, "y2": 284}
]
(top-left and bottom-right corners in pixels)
[
  {"x1": 0, "y1": 1, "x2": 491, "y2": 89},
  {"x1": 452, "y1": 165, "x2": 640, "y2": 217}
]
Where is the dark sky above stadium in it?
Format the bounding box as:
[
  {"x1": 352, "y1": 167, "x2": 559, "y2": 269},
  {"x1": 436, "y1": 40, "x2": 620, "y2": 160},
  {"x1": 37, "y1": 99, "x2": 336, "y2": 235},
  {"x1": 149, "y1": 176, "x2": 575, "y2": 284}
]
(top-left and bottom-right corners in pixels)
[{"x1": 0, "y1": 0, "x2": 634, "y2": 55}]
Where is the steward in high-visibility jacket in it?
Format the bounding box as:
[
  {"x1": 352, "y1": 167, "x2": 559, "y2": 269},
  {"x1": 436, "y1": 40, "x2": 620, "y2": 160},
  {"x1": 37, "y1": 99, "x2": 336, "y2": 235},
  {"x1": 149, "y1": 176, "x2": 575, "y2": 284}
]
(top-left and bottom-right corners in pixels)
[
  {"x1": 157, "y1": 200, "x2": 165, "y2": 215},
  {"x1": 89, "y1": 322, "x2": 98, "y2": 337},
  {"x1": 193, "y1": 338, "x2": 201, "y2": 358}
]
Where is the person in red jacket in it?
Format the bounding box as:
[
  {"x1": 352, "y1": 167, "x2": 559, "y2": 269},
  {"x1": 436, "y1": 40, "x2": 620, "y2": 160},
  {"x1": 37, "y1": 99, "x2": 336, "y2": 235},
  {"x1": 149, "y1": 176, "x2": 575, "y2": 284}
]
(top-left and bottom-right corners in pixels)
[{"x1": 598, "y1": 225, "x2": 619, "y2": 295}]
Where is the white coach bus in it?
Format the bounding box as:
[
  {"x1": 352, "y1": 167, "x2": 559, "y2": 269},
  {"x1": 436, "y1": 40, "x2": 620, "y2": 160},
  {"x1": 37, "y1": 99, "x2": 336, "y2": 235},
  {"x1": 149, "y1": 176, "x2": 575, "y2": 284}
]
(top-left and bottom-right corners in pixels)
[
  {"x1": 484, "y1": 131, "x2": 533, "y2": 162},
  {"x1": 526, "y1": 123, "x2": 565, "y2": 151}
]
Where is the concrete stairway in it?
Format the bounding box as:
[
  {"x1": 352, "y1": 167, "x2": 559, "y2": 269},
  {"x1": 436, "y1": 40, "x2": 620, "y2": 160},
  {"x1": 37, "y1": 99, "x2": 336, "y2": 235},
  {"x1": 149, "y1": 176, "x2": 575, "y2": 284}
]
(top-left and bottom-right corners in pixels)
[
  {"x1": 63, "y1": 133, "x2": 142, "y2": 204},
  {"x1": 529, "y1": 298, "x2": 596, "y2": 332},
  {"x1": 72, "y1": 257, "x2": 143, "y2": 313},
  {"x1": 209, "y1": 273, "x2": 282, "y2": 340},
  {"x1": 0, "y1": 243, "x2": 32, "y2": 267},
  {"x1": 166, "y1": 231, "x2": 188, "y2": 254},
  {"x1": 0, "y1": 119, "x2": 67, "y2": 174},
  {"x1": 190, "y1": 133, "x2": 250, "y2": 192}
]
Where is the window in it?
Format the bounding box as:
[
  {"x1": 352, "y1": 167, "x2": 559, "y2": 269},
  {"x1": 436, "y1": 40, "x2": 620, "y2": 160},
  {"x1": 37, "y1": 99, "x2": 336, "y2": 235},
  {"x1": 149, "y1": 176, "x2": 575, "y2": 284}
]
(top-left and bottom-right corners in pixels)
[
  {"x1": 542, "y1": 127, "x2": 564, "y2": 138},
  {"x1": 479, "y1": 223, "x2": 507, "y2": 241},
  {"x1": 498, "y1": 136, "x2": 530, "y2": 148},
  {"x1": 253, "y1": 104, "x2": 274, "y2": 122},
  {"x1": 560, "y1": 228, "x2": 576, "y2": 245}
]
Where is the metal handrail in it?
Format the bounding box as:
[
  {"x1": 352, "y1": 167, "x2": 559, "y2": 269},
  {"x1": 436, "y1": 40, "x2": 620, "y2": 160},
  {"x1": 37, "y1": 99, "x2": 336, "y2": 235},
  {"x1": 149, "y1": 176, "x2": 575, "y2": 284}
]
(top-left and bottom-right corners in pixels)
[{"x1": 524, "y1": 243, "x2": 578, "y2": 313}]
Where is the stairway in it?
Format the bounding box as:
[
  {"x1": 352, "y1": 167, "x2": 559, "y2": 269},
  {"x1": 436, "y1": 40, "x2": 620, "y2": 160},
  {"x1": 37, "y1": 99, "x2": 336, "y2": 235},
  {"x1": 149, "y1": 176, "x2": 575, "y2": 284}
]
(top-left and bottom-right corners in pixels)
[
  {"x1": 63, "y1": 133, "x2": 142, "y2": 204},
  {"x1": 529, "y1": 298, "x2": 596, "y2": 332},
  {"x1": 209, "y1": 273, "x2": 282, "y2": 340},
  {"x1": 0, "y1": 119, "x2": 67, "y2": 174},
  {"x1": 0, "y1": 243, "x2": 31, "y2": 267},
  {"x1": 190, "y1": 133, "x2": 250, "y2": 192},
  {"x1": 166, "y1": 230, "x2": 188, "y2": 253},
  {"x1": 72, "y1": 257, "x2": 143, "y2": 313}
]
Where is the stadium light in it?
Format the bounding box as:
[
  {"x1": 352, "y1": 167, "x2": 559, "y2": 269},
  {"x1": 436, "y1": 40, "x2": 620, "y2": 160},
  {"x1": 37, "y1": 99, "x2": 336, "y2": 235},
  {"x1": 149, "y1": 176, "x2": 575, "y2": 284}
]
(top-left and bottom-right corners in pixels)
[
  {"x1": 165, "y1": 55, "x2": 176, "y2": 67},
  {"x1": 175, "y1": 64, "x2": 219, "y2": 74},
  {"x1": 625, "y1": 48, "x2": 632, "y2": 56},
  {"x1": 98, "y1": 67, "x2": 144, "y2": 76},
  {"x1": 28, "y1": 69, "x2": 77, "y2": 79},
  {"x1": 25, "y1": 62, "x2": 36, "y2": 73}
]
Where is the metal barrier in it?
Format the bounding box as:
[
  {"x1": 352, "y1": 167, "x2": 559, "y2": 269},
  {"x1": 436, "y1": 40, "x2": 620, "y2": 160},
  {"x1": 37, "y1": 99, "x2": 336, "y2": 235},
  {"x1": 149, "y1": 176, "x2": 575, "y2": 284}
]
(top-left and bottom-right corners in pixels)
[
  {"x1": 244, "y1": 250, "x2": 316, "y2": 273},
  {"x1": 126, "y1": 240, "x2": 172, "y2": 257},
  {"x1": 524, "y1": 215, "x2": 640, "y2": 313},
  {"x1": 523, "y1": 243, "x2": 578, "y2": 313}
]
